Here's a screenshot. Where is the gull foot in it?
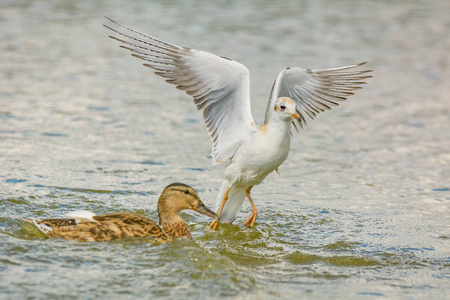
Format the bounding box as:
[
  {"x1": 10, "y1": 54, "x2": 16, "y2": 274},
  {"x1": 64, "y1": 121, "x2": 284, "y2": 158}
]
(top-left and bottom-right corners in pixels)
[
  {"x1": 244, "y1": 213, "x2": 257, "y2": 227},
  {"x1": 209, "y1": 219, "x2": 220, "y2": 231}
]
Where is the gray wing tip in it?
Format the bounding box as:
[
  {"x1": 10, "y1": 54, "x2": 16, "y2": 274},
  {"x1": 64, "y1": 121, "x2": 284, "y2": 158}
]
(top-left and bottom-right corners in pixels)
[{"x1": 104, "y1": 16, "x2": 121, "y2": 26}]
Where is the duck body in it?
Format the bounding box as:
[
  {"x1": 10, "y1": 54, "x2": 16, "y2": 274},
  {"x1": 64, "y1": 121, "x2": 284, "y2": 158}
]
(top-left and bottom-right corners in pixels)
[
  {"x1": 24, "y1": 183, "x2": 217, "y2": 242},
  {"x1": 31, "y1": 212, "x2": 170, "y2": 242}
]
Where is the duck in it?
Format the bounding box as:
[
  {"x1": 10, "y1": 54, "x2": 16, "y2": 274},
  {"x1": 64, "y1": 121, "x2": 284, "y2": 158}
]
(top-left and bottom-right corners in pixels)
[
  {"x1": 23, "y1": 183, "x2": 218, "y2": 242},
  {"x1": 104, "y1": 18, "x2": 372, "y2": 230}
]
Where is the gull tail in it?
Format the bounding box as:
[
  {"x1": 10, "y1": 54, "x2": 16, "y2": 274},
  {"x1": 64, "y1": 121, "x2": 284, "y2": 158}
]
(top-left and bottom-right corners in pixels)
[{"x1": 215, "y1": 180, "x2": 246, "y2": 223}]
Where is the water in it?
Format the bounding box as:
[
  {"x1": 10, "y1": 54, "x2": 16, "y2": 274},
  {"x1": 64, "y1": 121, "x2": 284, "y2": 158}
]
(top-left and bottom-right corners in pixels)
[{"x1": 1, "y1": 0, "x2": 449, "y2": 299}]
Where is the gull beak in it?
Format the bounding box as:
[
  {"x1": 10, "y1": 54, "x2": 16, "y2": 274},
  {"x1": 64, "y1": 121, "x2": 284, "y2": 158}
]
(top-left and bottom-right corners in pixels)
[
  {"x1": 291, "y1": 113, "x2": 300, "y2": 120},
  {"x1": 192, "y1": 201, "x2": 219, "y2": 219}
]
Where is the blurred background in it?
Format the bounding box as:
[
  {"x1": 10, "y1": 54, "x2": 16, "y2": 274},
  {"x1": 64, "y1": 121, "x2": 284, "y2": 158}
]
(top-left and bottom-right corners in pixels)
[{"x1": 1, "y1": 0, "x2": 449, "y2": 299}]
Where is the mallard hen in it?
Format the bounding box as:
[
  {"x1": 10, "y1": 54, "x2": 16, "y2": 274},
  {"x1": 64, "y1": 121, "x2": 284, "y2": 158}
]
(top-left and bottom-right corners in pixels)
[{"x1": 23, "y1": 183, "x2": 217, "y2": 242}]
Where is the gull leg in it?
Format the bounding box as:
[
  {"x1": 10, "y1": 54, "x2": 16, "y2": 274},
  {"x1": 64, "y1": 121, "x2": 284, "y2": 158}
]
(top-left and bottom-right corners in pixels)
[
  {"x1": 209, "y1": 187, "x2": 231, "y2": 231},
  {"x1": 244, "y1": 186, "x2": 257, "y2": 227}
]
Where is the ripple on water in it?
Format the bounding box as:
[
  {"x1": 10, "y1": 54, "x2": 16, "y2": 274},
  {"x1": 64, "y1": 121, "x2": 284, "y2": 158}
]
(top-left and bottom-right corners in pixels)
[
  {"x1": 1, "y1": 202, "x2": 447, "y2": 299},
  {"x1": 5, "y1": 179, "x2": 27, "y2": 184}
]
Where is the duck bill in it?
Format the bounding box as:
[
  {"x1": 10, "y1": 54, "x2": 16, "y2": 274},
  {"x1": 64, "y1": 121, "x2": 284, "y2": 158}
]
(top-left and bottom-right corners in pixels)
[
  {"x1": 192, "y1": 201, "x2": 219, "y2": 219},
  {"x1": 291, "y1": 113, "x2": 300, "y2": 120}
]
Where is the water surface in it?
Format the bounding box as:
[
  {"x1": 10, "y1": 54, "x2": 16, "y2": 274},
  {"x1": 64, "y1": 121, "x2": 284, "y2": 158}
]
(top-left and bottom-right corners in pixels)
[{"x1": 1, "y1": 0, "x2": 449, "y2": 299}]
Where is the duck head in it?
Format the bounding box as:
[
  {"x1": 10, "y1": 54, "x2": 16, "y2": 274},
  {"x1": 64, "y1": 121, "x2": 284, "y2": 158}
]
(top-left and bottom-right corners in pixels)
[{"x1": 157, "y1": 182, "x2": 218, "y2": 223}]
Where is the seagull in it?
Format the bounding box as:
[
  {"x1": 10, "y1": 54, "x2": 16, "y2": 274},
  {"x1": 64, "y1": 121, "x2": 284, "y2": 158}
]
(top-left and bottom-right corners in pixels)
[{"x1": 104, "y1": 17, "x2": 372, "y2": 230}]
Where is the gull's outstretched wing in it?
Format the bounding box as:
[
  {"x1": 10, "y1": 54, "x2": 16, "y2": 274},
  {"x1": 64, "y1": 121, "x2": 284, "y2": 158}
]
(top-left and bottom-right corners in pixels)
[
  {"x1": 104, "y1": 18, "x2": 256, "y2": 164},
  {"x1": 265, "y1": 63, "x2": 372, "y2": 129}
]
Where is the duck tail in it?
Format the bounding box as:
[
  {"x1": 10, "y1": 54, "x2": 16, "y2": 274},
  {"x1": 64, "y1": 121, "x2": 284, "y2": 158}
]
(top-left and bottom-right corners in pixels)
[
  {"x1": 22, "y1": 218, "x2": 52, "y2": 235},
  {"x1": 215, "y1": 181, "x2": 246, "y2": 223}
]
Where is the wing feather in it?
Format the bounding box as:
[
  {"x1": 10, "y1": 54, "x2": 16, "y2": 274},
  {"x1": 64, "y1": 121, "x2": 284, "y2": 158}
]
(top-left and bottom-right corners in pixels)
[
  {"x1": 105, "y1": 18, "x2": 255, "y2": 163},
  {"x1": 265, "y1": 62, "x2": 372, "y2": 128}
]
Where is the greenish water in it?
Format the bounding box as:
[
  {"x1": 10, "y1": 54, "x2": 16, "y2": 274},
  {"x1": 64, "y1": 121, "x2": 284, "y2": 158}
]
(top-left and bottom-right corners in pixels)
[{"x1": 1, "y1": 0, "x2": 449, "y2": 299}]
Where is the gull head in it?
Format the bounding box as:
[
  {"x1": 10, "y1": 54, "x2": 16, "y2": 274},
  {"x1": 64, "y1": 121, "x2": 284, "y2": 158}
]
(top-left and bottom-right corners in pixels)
[{"x1": 274, "y1": 97, "x2": 299, "y2": 121}]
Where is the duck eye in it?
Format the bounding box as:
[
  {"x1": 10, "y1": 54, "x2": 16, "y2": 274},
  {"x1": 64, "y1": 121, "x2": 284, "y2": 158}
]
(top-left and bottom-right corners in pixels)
[
  {"x1": 184, "y1": 189, "x2": 190, "y2": 195},
  {"x1": 280, "y1": 105, "x2": 286, "y2": 110}
]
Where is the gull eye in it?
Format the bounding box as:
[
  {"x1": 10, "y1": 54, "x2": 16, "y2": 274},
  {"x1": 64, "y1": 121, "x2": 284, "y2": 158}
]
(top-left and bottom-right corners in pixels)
[{"x1": 280, "y1": 105, "x2": 286, "y2": 110}]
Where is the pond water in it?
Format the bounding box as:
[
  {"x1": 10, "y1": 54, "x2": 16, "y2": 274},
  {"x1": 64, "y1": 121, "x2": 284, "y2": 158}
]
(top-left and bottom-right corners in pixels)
[{"x1": 1, "y1": 0, "x2": 449, "y2": 299}]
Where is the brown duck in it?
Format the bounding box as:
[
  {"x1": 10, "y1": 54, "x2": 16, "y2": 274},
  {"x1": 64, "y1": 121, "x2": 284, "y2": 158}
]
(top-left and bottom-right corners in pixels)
[{"x1": 23, "y1": 183, "x2": 218, "y2": 242}]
